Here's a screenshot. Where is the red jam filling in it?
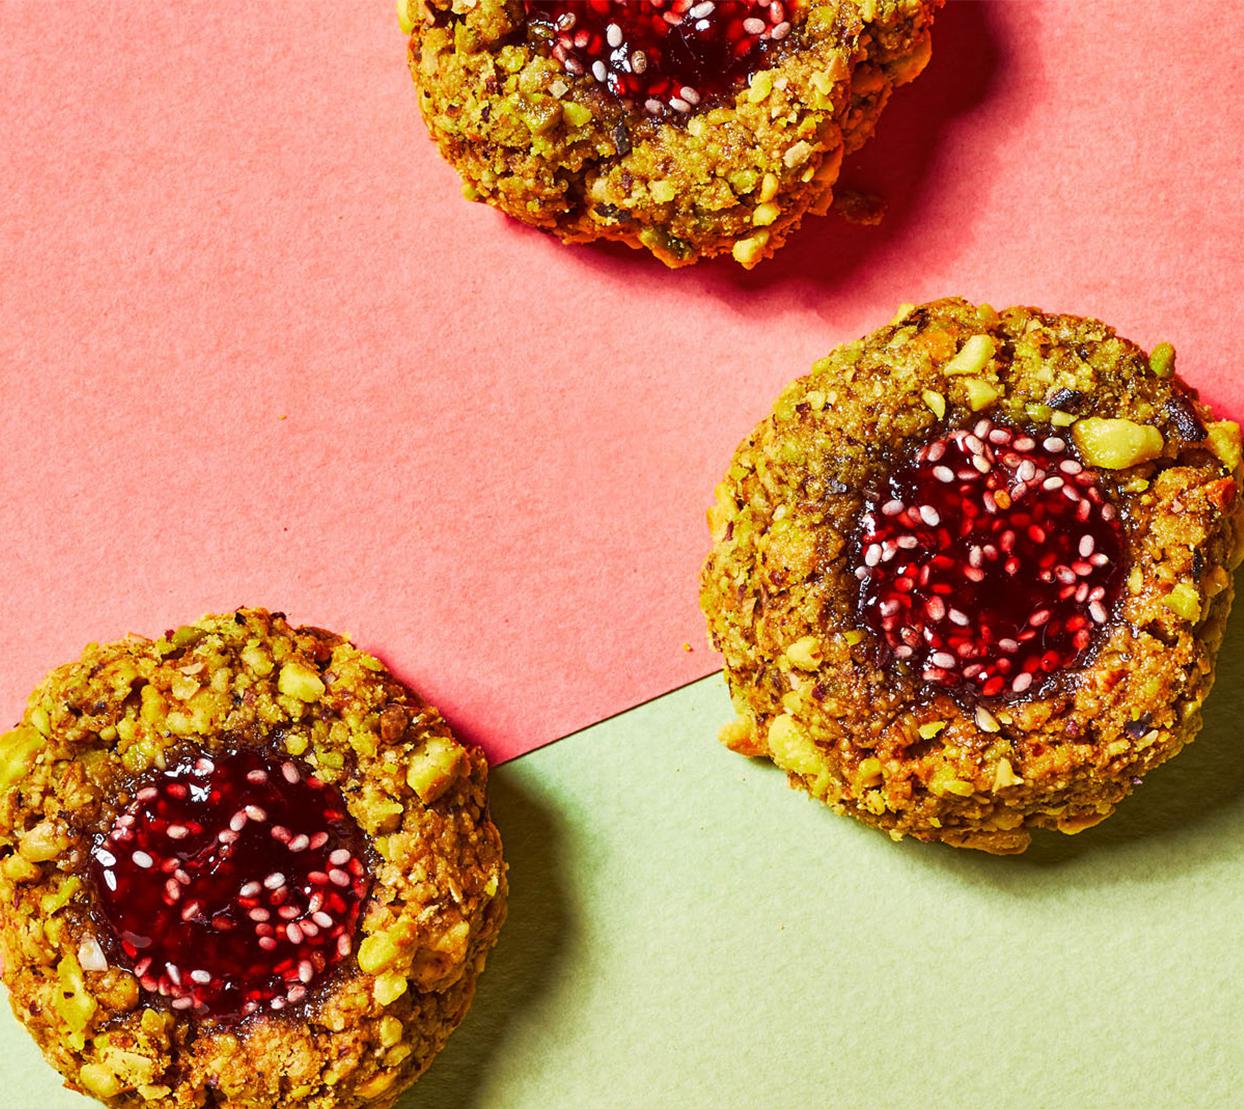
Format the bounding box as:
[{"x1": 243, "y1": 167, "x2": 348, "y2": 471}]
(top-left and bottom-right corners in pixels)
[
  {"x1": 855, "y1": 418, "x2": 1126, "y2": 700},
  {"x1": 89, "y1": 749, "x2": 370, "y2": 1019},
  {"x1": 524, "y1": 0, "x2": 800, "y2": 117}
]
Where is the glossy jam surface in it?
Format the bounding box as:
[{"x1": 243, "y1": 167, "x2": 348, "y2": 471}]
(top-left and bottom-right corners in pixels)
[
  {"x1": 525, "y1": 0, "x2": 799, "y2": 116},
  {"x1": 855, "y1": 418, "x2": 1126, "y2": 700},
  {"x1": 89, "y1": 749, "x2": 370, "y2": 1019}
]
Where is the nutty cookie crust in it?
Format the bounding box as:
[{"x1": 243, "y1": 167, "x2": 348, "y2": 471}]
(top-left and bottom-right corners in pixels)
[
  {"x1": 701, "y1": 299, "x2": 1244, "y2": 853},
  {"x1": 403, "y1": 0, "x2": 941, "y2": 267},
  {"x1": 0, "y1": 609, "x2": 506, "y2": 1107}
]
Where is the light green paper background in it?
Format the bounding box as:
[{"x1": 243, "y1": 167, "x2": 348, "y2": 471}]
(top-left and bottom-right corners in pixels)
[{"x1": 5, "y1": 627, "x2": 1244, "y2": 1107}]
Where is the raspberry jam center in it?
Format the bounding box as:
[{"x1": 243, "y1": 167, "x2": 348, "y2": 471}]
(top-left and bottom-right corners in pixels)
[
  {"x1": 525, "y1": 0, "x2": 799, "y2": 117},
  {"x1": 89, "y1": 749, "x2": 370, "y2": 1019},
  {"x1": 855, "y1": 418, "x2": 1126, "y2": 700}
]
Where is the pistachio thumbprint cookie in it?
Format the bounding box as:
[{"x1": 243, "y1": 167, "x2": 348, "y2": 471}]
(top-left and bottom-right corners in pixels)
[
  {"x1": 402, "y1": 0, "x2": 941, "y2": 267},
  {"x1": 701, "y1": 299, "x2": 1244, "y2": 853},
  {"x1": 0, "y1": 609, "x2": 506, "y2": 1106}
]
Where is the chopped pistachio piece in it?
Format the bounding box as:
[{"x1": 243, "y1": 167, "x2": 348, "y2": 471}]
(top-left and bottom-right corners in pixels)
[
  {"x1": 962, "y1": 376, "x2": 999, "y2": 411},
  {"x1": 406, "y1": 736, "x2": 465, "y2": 803},
  {"x1": 19, "y1": 820, "x2": 65, "y2": 862},
  {"x1": 357, "y1": 931, "x2": 400, "y2": 975},
  {"x1": 731, "y1": 229, "x2": 770, "y2": 267},
  {"x1": 79, "y1": 1063, "x2": 123, "y2": 1099},
  {"x1": 855, "y1": 757, "x2": 883, "y2": 788},
  {"x1": 752, "y1": 201, "x2": 780, "y2": 227},
  {"x1": 373, "y1": 971, "x2": 409, "y2": 1006},
  {"x1": 921, "y1": 389, "x2": 946, "y2": 418},
  {"x1": 1164, "y1": 581, "x2": 1202, "y2": 622},
  {"x1": 41, "y1": 876, "x2": 81, "y2": 916},
  {"x1": 649, "y1": 179, "x2": 677, "y2": 204},
  {"x1": 992, "y1": 758, "x2": 1023, "y2": 790},
  {"x1": 1148, "y1": 341, "x2": 1175, "y2": 378},
  {"x1": 1207, "y1": 420, "x2": 1243, "y2": 470},
  {"x1": 1072, "y1": 417, "x2": 1164, "y2": 469},
  {"x1": 942, "y1": 334, "x2": 995, "y2": 376},
  {"x1": 562, "y1": 100, "x2": 592, "y2": 128},
  {"x1": 767, "y1": 715, "x2": 822, "y2": 776},
  {"x1": 0, "y1": 727, "x2": 44, "y2": 791},
  {"x1": 277, "y1": 661, "x2": 325, "y2": 702},
  {"x1": 54, "y1": 952, "x2": 98, "y2": 1043},
  {"x1": 784, "y1": 636, "x2": 822, "y2": 669},
  {"x1": 975, "y1": 706, "x2": 1001, "y2": 734}
]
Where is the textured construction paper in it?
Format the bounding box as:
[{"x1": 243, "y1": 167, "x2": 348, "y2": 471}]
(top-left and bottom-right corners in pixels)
[
  {"x1": 3, "y1": 1, "x2": 1244, "y2": 763},
  {"x1": 6, "y1": 612, "x2": 1244, "y2": 1106}
]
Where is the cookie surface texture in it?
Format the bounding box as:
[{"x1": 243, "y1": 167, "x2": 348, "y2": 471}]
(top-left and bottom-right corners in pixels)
[
  {"x1": 701, "y1": 298, "x2": 1244, "y2": 852},
  {"x1": 403, "y1": 0, "x2": 941, "y2": 267},
  {"x1": 0, "y1": 608, "x2": 506, "y2": 1107}
]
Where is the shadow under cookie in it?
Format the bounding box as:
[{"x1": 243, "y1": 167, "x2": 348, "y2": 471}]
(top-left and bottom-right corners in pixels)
[{"x1": 397, "y1": 769, "x2": 573, "y2": 1109}]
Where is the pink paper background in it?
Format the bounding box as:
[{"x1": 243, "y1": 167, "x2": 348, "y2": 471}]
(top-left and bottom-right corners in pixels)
[{"x1": 2, "y1": 2, "x2": 1242, "y2": 762}]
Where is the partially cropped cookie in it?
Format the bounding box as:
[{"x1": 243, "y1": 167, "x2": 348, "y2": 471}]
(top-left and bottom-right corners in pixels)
[
  {"x1": 0, "y1": 609, "x2": 506, "y2": 1107},
  {"x1": 402, "y1": 0, "x2": 941, "y2": 267},
  {"x1": 701, "y1": 299, "x2": 1244, "y2": 853}
]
